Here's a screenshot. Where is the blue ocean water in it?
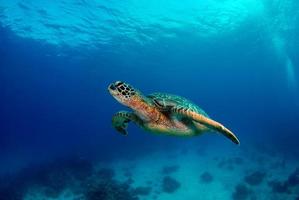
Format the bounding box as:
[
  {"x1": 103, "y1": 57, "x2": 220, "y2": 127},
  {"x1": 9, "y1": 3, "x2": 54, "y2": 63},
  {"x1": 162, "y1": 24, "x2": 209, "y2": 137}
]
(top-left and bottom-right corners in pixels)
[{"x1": 0, "y1": 0, "x2": 299, "y2": 199}]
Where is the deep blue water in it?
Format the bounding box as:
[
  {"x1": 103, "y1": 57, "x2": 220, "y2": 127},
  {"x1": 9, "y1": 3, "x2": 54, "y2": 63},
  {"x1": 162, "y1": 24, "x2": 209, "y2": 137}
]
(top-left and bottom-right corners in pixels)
[{"x1": 0, "y1": 0, "x2": 299, "y2": 199}]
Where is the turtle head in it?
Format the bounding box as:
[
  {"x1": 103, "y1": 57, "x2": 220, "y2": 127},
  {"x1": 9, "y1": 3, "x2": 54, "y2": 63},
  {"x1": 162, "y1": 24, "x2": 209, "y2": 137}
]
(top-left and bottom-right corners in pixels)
[{"x1": 108, "y1": 81, "x2": 141, "y2": 107}]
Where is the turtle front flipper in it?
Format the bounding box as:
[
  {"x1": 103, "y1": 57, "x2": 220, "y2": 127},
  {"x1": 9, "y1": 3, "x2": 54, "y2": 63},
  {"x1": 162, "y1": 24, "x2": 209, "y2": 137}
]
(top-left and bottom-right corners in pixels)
[
  {"x1": 172, "y1": 107, "x2": 240, "y2": 145},
  {"x1": 112, "y1": 111, "x2": 139, "y2": 136}
]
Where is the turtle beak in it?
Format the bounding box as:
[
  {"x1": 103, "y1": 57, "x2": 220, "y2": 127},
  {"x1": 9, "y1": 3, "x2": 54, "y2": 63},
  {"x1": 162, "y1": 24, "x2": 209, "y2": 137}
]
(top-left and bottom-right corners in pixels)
[
  {"x1": 109, "y1": 83, "x2": 116, "y2": 91},
  {"x1": 108, "y1": 83, "x2": 118, "y2": 97}
]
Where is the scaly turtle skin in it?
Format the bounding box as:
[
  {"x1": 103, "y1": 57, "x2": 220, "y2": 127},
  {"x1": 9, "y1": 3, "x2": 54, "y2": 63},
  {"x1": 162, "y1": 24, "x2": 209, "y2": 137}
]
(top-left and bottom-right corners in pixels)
[{"x1": 108, "y1": 81, "x2": 240, "y2": 145}]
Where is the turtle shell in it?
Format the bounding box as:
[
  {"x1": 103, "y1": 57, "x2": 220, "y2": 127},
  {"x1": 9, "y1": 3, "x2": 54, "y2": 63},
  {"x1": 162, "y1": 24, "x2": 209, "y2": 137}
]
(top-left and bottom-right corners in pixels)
[{"x1": 147, "y1": 92, "x2": 209, "y2": 117}]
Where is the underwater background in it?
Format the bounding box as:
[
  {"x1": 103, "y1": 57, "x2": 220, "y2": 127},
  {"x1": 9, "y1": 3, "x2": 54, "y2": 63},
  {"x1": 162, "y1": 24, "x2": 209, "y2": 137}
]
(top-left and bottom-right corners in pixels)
[{"x1": 0, "y1": 0, "x2": 299, "y2": 199}]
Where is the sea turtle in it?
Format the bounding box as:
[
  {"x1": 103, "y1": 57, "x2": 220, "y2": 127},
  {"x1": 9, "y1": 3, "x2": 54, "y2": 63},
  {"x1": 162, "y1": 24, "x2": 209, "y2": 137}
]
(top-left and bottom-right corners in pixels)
[{"x1": 108, "y1": 81, "x2": 240, "y2": 145}]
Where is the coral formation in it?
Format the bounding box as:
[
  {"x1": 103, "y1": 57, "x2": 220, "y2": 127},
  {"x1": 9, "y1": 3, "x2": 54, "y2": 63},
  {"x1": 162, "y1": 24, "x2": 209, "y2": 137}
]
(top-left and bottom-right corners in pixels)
[
  {"x1": 162, "y1": 176, "x2": 181, "y2": 193},
  {"x1": 200, "y1": 172, "x2": 214, "y2": 183},
  {"x1": 132, "y1": 186, "x2": 152, "y2": 196},
  {"x1": 0, "y1": 157, "x2": 142, "y2": 200},
  {"x1": 268, "y1": 180, "x2": 290, "y2": 194},
  {"x1": 85, "y1": 181, "x2": 138, "y2": 200},
  {"x1": 0, "y1": 157, "x2": 93, "y2": 199},
  {"x1": 232, "y1": 183, "x2": 252, "y2": 200},
  {"x1": 286, "y1": 167, "x2": 299, "y2": 187},
  {"x1": 268, "y1": 167, "x2": 299, "y2": 194}
]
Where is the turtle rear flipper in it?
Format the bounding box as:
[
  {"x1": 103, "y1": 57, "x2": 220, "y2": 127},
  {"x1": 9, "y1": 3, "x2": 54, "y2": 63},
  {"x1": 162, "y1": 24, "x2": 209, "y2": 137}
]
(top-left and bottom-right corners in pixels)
[
  {"x1": 172, "y1": 107, "x2": 240, "y2": 145},
  {"x1": 112, "y1": 111, "x2": 139, "y2": 136}
]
